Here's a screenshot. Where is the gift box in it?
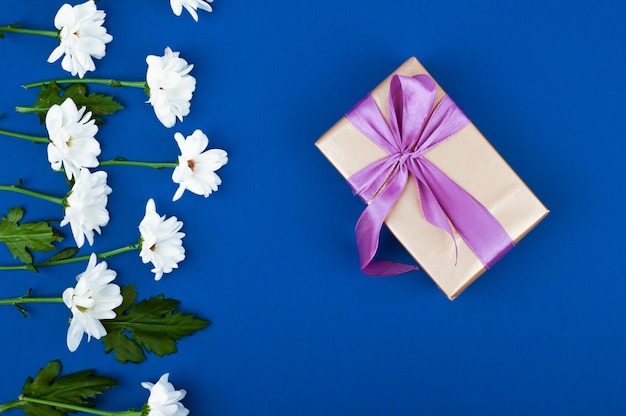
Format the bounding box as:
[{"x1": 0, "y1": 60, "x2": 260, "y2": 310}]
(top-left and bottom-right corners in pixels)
[{"x1": 315, "y1": 57, "x2": 548, "y2": 299}]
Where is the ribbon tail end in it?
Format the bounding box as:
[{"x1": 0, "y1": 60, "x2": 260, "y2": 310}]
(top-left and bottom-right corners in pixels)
[{"x1": 362, "y1": 260, "x2": 418, "y2": 277}]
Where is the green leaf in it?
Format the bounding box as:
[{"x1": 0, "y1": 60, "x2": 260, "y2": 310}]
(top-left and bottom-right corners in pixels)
[
  {"x1": 101, "y1": 329, "x2": 147, "y2": 364},
  {"x1": 101, "y1": 285, "x2": 147, "y2": 362},
  {"x1": 14, "y1": 303, "x2": 28, "y2": 318},
  {"x1": 46, "y1": 246, "x2": 80, "y2": 262},
  {"x1": 20, "y1": 360, "x2": 117, "y2": 416},
  {"x1": 102, "y1": 284, "x2": 211, "y2": 364},
  {"x1": 0, "y1": 207, "x2": 63, "y2": 264},
  {"x1": 16, "y1": 81, "x2": 124, "y2": 124},
  {"x1": 0, "y1": 23, "x2": 18, "y2": 39},
  {"x1": 6, "y1": 206, "x2": 24, "y2": 223}
]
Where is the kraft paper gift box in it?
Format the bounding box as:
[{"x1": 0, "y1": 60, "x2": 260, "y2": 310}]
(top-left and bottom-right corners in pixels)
[{"x1": 315, "y1": 57, "x2": 548, "y2": 300}]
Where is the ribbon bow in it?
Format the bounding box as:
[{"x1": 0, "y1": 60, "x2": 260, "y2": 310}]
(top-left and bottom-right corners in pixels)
[{"x1": 345, "y1": 74, "x2": 514, "y2": 276}]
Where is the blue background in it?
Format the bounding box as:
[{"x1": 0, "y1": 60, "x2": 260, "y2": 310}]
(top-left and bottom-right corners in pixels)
[{"x1": 0, "y1": 0, "x2": 624, "y2": 414}]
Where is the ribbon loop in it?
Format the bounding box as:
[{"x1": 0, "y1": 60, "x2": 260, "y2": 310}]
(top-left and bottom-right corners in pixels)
[{"x1": 345, "y1": 74, "x2": 514, "y2": 276}]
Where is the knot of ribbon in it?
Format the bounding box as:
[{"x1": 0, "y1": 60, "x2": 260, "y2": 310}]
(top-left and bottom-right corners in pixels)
[{"x1": 345, "y1": 74, "x2": 514, "y2": 276}]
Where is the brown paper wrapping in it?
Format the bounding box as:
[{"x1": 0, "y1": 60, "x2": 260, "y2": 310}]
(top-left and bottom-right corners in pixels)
[{"x1": 315, "y1": 57, "x2": 549, "y2": 300}]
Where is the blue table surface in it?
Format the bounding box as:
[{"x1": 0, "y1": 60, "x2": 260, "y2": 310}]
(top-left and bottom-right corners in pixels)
[{"x1": 0, "y1": 1, "x2": 624, "y2": 415}]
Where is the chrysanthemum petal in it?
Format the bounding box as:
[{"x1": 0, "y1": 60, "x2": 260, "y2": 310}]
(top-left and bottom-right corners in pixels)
[
  {"x1": 63, "y1": 253, "x2": 122, "y2": 352},
  {"x1": 146, "y1": 48, "x2": 195, "y2": 127},
  {"x1": 170, "y1": 0, "x2": 213, "y2": 21},
  {"x1": 171, "y1": 129, "x2": 227, "y2": 200},
  {"x1": 138, "y1": 199, "x2": 185, "y2": 280},
  {"x1": 142, "y1": 373, "x2": 189, "y2": 416},
  {"x1": 46, "y1": 98, "x2": 101, "y2": 180},
  {"x1": 48, "y1": 1, "x2": 112, "y2": 78},
  {"x1": 61, "y1": 169, "x2": 111, "y2": 247}
]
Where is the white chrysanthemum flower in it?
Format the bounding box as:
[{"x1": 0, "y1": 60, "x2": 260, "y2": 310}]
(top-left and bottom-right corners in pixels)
[
  {"x1": 146, "y1": 47, "x2": 196, "y2": 128},
  {"x1": 47, "y1": 0, "x2": 113, "y2": 78},
  {"x1": 61, "y1": 168, "x2": 112, "y2": 248},
  {"x1": 46, "y1": 98, "x2": 101, "y2": 180},
  {"x1": 170, "y1": 0, "x2": 213, "y2": 22},
  {"x1": 172, "y1": 129, "x2": 228, "y2": 201},
  {"x1": 142, "y1": 373, "x2": 189, "y2": 416},
  {"x1": 62, "y1": 253, "x2": 122, "y2": 352},
  {"x1": 139, "y1": 198, "x2": 185, "y2": 280}
]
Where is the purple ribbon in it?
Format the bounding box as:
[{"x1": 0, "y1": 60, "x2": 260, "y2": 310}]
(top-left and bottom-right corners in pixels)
[{"x1": 345, "y1": 74, "x2": 514, "y2": 276}]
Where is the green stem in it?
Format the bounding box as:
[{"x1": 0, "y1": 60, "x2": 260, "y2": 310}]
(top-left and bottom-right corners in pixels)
[
  {"x1": 0, "y1": 128, "x2": 49, "y2": 144},
  {"x1": 100, "y1": 159, "x2": 177, "y2": 169},
  {"x1": 23, "y1": 78, "x2": 146, "y2": 89},
  {"x1": 0, "y1": 296, "x2": 63, "y2": 306},
  {"x1": 0, "y1": 400, "x2": 21, "y2": 413},
  {"x1": 0, "y1": 184, "x2": 64, "y2": 205},
  {"x1": 0, "y1": 26, "x2": 58, "y2": 37},
  {"x1": 17, "y1": 396, "x2": 140, "y2": 416},
  {"x1": 15, "y1": 106, "x2": 48, "y2": 114},
  {"x1": 0, "y1": 244, "x2": 140, "y2": 271}
]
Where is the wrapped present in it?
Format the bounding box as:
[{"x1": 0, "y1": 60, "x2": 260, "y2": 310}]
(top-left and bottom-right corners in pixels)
[{"x1": 315, "y1": 57, "x2": 548, "y2": 299}]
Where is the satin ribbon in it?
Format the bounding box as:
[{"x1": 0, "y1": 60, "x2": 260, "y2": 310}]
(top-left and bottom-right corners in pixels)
[{"x1": 345, "y1": 74, "x2": 514, "y2": 276}]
